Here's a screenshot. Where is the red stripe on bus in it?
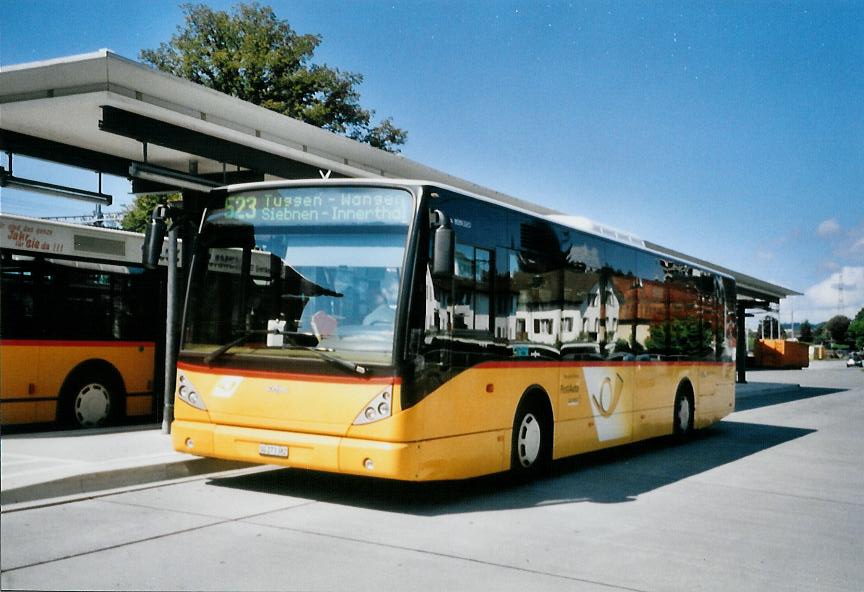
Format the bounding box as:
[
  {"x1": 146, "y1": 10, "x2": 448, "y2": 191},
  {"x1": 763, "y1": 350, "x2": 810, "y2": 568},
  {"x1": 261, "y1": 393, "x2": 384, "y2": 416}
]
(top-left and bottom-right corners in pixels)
[
  {"x1": 176, "y1": 361, "x2": 399, "y2": 385},
  {"x1": 0, "y1": 340, "x2": 155, "y2": 348},
  {"x1": 475, "y1": 360, "x2": 734, "y2": 370}
]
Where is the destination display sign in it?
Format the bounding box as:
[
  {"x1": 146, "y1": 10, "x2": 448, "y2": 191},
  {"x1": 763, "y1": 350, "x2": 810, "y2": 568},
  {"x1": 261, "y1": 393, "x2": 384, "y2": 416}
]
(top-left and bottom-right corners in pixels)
[{"x1": 221, "y1": 187, "x2": 414, "y2": 225}]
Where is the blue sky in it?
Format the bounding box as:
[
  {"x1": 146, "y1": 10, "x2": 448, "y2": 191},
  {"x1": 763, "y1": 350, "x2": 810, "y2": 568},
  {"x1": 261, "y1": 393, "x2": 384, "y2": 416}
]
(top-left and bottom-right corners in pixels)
[{"x1": 2, "y1": 1, "x2": 863, "y2": 325}]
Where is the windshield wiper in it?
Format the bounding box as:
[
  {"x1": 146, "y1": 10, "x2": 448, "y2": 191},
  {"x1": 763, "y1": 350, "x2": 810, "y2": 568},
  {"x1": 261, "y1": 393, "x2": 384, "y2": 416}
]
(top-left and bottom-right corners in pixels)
[
  {"x1": 203, "y1": 329, "x2": 275, "y2": 364},
  {"x1": 280, "y1": 343, "x2": 369, "y2": 376},
  {"x1": 203, "y1": 328, "x2": 369, "y2": 376}
]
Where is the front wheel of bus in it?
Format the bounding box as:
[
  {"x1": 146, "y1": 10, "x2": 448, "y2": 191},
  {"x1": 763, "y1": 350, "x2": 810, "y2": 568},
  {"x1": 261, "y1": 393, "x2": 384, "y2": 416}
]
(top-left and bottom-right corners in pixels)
[
  {"x1": 510, "y1": 397, "x2": 552, "y2": 480},
  {"x1": 61, "y1": 374, "x2": 119, "y2": 429}
]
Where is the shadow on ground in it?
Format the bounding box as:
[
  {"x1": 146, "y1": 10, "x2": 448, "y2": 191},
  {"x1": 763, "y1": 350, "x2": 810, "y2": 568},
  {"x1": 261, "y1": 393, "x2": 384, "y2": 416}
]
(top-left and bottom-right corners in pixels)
[
  {"x1": 735, "y1": 385, "x2": 846, "y2": 412},
  {"x1": 209, "y1": 420, "x2": 814, "y2": 516}
]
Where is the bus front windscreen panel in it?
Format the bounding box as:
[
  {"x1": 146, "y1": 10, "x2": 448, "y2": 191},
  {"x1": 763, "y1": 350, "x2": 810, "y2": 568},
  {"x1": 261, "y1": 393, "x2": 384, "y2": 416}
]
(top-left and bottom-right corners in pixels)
[{"x1": 182, "y1": 186, "x2": 415, "y2": 368}]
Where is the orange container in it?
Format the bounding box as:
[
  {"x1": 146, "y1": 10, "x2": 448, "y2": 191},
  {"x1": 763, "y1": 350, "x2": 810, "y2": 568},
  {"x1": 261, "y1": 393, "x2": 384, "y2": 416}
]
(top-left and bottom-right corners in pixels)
[{"x1": 755, "y1": 339, "x2": 810, "y2": 369}]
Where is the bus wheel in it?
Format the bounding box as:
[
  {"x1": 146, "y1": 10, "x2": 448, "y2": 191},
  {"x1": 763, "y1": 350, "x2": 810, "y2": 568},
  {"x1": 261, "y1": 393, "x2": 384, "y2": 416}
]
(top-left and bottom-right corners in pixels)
[
  {"x1": 673, "y1": 385, "x2": 694, "y2": 439},
  {"x1": 510, "y1": 396, "x2": 552, "y2": 479},
  {"x1": 62, "y1": 376, "x2": 117, "y2": 428}
]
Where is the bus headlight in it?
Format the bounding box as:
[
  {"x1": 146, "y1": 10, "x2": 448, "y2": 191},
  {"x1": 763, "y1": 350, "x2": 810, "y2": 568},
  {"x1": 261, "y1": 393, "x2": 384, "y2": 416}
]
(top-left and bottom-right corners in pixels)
[
  {"x1": 353, "y1": 386, "x2": 393, "y2": 425},
  {"x1": 177, "y1": 370, "x2": 207, "y2": 411}
]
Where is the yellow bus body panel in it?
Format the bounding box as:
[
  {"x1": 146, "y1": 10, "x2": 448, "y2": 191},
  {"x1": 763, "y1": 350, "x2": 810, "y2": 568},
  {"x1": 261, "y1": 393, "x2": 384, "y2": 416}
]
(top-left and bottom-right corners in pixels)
[{"x1": 171, "y1": 361, "x2": 734, "y2": 481}]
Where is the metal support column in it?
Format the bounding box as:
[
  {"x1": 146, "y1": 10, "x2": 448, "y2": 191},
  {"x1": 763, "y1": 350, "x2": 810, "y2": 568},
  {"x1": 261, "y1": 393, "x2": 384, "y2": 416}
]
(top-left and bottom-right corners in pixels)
[{"x1": 161, "y1": 222, "x2": 179, "y2": 434}]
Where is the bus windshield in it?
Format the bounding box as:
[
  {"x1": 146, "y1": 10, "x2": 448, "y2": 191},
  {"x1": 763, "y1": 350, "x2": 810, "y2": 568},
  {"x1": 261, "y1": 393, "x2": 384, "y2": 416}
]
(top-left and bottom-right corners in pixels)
[{"x1": 181, "y1": 186, "x2": 415, "y2": 368}]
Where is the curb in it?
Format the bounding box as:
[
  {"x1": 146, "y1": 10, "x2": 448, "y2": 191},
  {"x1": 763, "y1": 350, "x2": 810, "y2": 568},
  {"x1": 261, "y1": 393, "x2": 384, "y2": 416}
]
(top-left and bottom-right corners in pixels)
[{"x1": 1, "y1": 458, "x2": 252, "y2": 507}]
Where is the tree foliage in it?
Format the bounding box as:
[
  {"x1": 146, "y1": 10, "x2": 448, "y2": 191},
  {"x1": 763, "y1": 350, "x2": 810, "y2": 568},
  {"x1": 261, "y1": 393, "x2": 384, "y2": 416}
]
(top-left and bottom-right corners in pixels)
[
  {"x1": 848, "y1": 307, "x2": 864, "y2": 350},
  {"x1": 824, "y1": 315, "x2": 851, "y2": 345},
  {"x1": 799, "y1": 320, "x2": 813, "y2": 343},
  {"x1": 139, "y1": 2, "x2": 406, "y2": 152},
  {"x1": 121, "y1": 193, "x2": 181, "y2": 233}
]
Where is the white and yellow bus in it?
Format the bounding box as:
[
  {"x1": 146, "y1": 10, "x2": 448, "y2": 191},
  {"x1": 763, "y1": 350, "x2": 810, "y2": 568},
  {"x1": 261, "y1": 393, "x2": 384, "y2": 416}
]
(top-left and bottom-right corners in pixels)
[
  {"x1": 0, "y1": 214, "x2": 162, "y2": 428},
  {"x1": 169, "y1": 180, "x2": 736, "y2": 480}
]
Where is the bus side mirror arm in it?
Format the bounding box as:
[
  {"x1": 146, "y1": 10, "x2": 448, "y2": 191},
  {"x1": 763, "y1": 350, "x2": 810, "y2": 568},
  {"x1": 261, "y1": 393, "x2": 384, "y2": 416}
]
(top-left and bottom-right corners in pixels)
[
  {"x1": 431, "y1": 209, "x2": 455, "y2": 279},
  {"x1": 142, "y1": 205, "x2": 170, "y2": 269}
]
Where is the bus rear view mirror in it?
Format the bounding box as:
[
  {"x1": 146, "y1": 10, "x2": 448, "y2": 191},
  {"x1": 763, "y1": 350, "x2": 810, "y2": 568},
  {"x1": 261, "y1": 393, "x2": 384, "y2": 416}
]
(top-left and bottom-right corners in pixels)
[
  {"x1": 431, "y1": 211, "x2": 455, "y2": 279},
  {"x1": 142, "y1": 205, "x2": 168, "y2": 269}
]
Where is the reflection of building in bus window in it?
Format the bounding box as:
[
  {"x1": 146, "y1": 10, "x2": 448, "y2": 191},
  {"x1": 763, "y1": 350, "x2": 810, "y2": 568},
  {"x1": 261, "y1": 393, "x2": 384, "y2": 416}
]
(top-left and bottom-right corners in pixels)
[{"x1": 363, "y1": 271, "x2": 399, "y2": 326}]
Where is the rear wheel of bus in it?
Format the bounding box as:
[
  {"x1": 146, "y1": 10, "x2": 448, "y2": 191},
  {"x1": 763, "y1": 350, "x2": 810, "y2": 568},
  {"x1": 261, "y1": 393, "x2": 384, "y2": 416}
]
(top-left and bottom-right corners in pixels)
[
  {"x1": 59, "y1": 367, "x2": 122, "y2": 429},
  {"x1": 672, "y1": 382, "x2": 695, "y2": 440}
]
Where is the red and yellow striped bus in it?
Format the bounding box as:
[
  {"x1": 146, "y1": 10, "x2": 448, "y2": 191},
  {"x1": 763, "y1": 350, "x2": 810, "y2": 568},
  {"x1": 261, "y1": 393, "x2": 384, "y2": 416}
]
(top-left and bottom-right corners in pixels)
[
  {"x1": 168, "y1": 180, "x2": 735, "y2": 480},
  {"x1": 1, "y1": 214, "x2": 162, "y2": 428}
]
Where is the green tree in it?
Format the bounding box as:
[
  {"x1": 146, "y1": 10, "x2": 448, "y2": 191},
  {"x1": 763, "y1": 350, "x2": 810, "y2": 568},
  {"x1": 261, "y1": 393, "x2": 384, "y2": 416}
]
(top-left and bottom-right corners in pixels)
[
  {"x1": 121, "y1": 193, "x2": 181, "y2": 233},
  {"x1": 825, "y1": 315, "x2": 851, "y2": 345},
  {"x1": 813, "y1": 322, "x2": 828, "y2": 344},
  {"x1": 847, "y1": 307, "x2": 864, "y2": 350},
  {"x1": 799, "y1": 320, "x2": 813, "y2": 343},
  {"x1": 140, "y1": 2, "x2": 407, "y2": 152}
]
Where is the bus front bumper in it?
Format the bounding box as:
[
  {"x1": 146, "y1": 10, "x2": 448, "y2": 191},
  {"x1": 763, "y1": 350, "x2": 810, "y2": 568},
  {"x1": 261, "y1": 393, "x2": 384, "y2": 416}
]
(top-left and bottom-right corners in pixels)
[
  {"x1": 172, "y1": 420, "x2": 421, "y2": 480},
  {"x1": 172, "y1": 420, "x2": 508, "y2": 481}
]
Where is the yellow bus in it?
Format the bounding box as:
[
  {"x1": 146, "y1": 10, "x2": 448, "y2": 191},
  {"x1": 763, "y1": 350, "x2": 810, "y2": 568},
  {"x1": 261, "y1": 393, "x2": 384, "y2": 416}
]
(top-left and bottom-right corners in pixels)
[
  {"x1": 0, "y1": 214, "x2": 162, "y2": 428},
  {"x1": 168, "y1": 180, "x2": 736, "y2": 480}
]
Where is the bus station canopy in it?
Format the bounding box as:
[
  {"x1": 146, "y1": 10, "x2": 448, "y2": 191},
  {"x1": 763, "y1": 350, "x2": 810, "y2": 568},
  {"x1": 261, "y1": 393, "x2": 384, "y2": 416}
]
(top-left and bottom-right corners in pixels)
[
  {"x1": 0, "y1": 50, "x2": 550, "y2": 213},
  {"x1": 0, "y1": 50, "x2": 799, "y2": 306}
]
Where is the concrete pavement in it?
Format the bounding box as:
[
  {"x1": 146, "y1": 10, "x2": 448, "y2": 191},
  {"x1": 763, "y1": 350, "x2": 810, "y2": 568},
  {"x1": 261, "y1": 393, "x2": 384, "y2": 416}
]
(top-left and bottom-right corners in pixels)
[
  {"x1": 1, "y1": 425, "x2": 250, "y2": 507},
  {"x1": 1, "y1": 363, "x2": 853, "y2": 509}
]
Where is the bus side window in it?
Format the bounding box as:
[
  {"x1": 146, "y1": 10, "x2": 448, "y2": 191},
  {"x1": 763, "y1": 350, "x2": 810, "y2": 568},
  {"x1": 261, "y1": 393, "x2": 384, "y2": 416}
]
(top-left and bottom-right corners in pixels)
[
  {"x1": 510, "y1": 251, "x2": 560, "y2": 353},
  {"x1": 0, "y1": 258, "x2": 38, "y2": 338},
  {"x1": 453, "y1": 243, "x2": 491, "y2": 333},
  {"x1": 494, "y1": 248, "x2": 515, "y2": 341},
  {"x1": 561, "y1": 237, "x2": 604, "y2": 359},
  {"x1": 604, "y1": 243, "x2": 637, "y2": 360},
  {"x1": 636, "y1": 253, "x2": 666, "y2": 360},
  {"x1": 666, "y1": 263, "x2": 711, "y2": 360}
]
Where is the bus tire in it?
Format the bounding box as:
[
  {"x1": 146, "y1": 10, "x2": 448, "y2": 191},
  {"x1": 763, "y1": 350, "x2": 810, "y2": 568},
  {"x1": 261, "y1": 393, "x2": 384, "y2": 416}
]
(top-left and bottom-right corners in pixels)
[
  {"x1": 673, "y1": 382, "x2": 694, "y2": 440},
  {"x1": 59, "y1": 368, "x2": 122, "y2": 429},
  {"x1": 510, "y1": 393, "x2": 553, "y2": 480}
]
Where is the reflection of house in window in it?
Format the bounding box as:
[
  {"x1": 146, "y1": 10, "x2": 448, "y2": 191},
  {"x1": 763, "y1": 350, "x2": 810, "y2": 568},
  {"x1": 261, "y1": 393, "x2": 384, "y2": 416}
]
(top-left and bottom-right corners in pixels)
[
  {"x1": 582, "y1": 284, "x2": 605, "y2": 339},
  {"x1": 515, "y1": 318, "x2": 527, "y2": 340},
  {"x1": 533, "y1": 318, "x2": 553, "y2": 335},
  {"x1": 424, "y1": 267, "x2": 451, "y2": 333},
  {"x1": 453, "y1": 244, "x2": 492, "y2": 333}
]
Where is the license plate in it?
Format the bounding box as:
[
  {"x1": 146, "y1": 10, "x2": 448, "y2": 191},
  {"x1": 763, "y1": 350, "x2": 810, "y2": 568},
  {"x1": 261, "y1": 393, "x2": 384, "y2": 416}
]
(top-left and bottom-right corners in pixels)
[{"x1": 258, "y1": 443, "x2": 288, "y2": 458}]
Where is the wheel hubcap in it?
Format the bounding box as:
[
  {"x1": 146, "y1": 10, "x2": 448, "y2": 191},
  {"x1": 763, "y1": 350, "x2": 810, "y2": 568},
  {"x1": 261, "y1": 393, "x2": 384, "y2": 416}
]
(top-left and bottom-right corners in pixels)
[
  {"x1": 517, "y1": 413, "x2": 542, "y2": 467},
  {"x1": 74, "y1": 383, "x2": 111, "y2": 427},
  {"x1": 677, "y1": 398, "x2": 691, "y2": 432}
]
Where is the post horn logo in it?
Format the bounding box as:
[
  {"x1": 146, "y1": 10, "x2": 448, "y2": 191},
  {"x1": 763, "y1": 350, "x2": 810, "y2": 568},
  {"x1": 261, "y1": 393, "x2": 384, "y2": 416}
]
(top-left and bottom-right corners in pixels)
[{"x1": 592, "y1": 373, "x2": 624, "y2": 418}]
